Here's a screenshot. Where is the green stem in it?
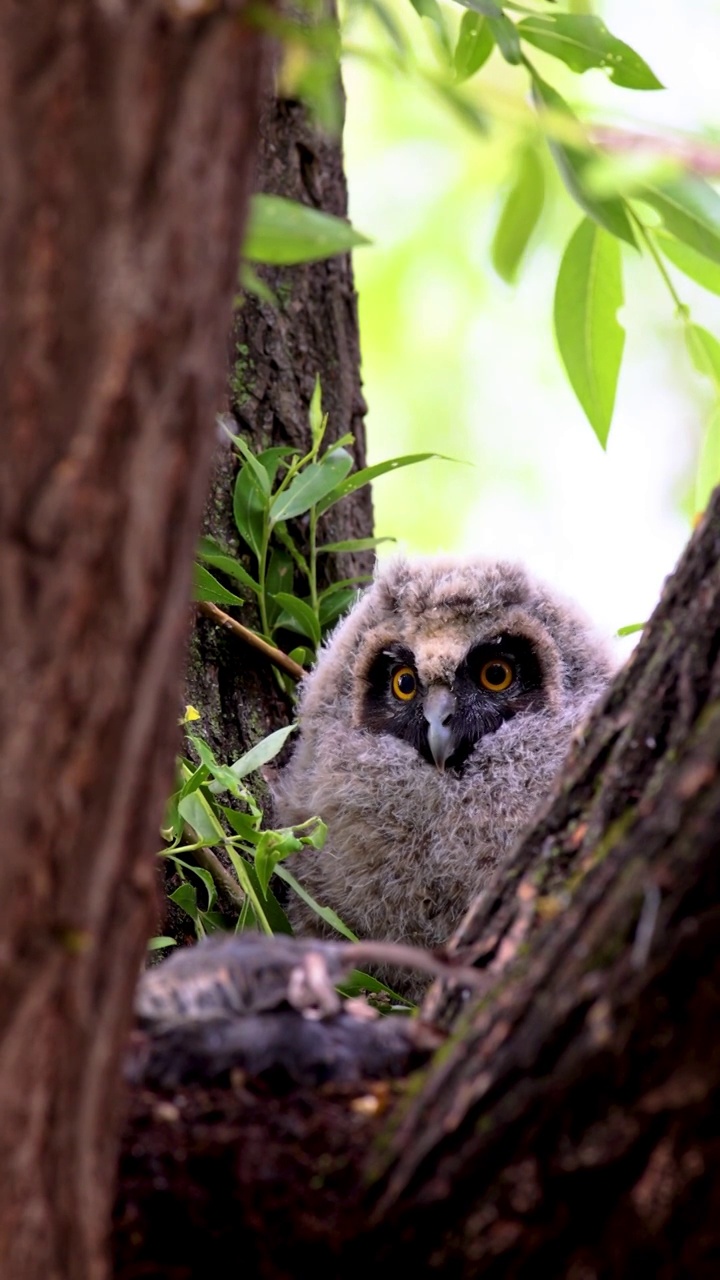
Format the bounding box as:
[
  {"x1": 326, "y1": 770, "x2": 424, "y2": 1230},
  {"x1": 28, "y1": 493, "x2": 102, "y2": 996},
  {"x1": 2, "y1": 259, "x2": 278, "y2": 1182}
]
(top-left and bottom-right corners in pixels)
[
  {"x1": 631, "y1": 210, "x2": 689, "y2": 318},
  {"x1": 309, "y1": 503, "x2": 319, "y2": 618}
]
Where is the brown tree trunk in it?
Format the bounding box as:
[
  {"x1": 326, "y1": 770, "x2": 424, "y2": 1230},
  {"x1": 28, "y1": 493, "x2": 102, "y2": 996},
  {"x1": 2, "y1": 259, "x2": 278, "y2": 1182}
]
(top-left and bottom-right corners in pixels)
[
  {"x1": 184, "y1": 86, "x2": 372, "y2": 774},
  {"x1": 115, "y1": 496, "x2": 720, "y2": 1277},
  {"x1": 0, "y1": 4, "x2": 267, "y2": 1277}
]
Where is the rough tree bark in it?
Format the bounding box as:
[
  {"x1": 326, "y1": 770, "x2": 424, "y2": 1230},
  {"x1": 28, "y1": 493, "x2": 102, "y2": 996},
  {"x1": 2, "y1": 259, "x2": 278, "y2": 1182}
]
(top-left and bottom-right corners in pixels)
[
  {"x1": 115, "y1": 493, "x2": 720, "y2": 1278},
  {"x1": 184, "y1": 87, "x2": 372, "y2": 773},
  {"x1": 0, "y1": 4, "x2": 267, "y2": 1277}
]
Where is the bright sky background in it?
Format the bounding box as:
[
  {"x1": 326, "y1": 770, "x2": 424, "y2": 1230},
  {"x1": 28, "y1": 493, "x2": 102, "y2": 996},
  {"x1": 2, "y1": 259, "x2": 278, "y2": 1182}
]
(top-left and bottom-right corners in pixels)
[{"x1": 342, "y1": 0, "x2": 720, "y2": 645}]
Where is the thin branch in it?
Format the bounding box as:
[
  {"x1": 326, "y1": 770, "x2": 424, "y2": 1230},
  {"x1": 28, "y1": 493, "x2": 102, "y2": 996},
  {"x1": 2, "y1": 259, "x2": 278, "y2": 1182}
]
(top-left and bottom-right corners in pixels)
[{"x1": 197, "y1": 601, "x2": 306, "y2": 680}]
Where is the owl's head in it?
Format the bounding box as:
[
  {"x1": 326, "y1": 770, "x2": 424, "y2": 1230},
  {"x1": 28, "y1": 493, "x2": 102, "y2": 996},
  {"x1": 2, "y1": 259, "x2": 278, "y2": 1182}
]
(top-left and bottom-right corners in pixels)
[{"x1": 299, "y1": 556, "x2": 612, "y2": 775}]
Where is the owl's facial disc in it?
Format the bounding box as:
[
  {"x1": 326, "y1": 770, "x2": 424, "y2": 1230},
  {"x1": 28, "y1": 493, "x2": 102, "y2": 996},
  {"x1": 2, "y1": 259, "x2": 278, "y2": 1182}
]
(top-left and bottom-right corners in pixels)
[{"x1": 359, "y1": 636, "x2": 545, "y2": 773}]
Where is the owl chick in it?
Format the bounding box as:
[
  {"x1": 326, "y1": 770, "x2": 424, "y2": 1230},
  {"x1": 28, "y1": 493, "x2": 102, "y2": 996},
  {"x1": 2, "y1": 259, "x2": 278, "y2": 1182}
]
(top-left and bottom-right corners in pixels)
[{"x1": 270, "y1": 557, "x2": 613, "y2": 998}]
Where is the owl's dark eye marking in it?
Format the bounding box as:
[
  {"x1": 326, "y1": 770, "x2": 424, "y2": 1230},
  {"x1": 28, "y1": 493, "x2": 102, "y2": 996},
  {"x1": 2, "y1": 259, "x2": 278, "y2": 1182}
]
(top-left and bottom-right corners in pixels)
[
  {"x1": 479, "y1": 659, "x2": 514, "y2": 692},
  {"x1": 392, "y1": 666, "x2": 417, "y2": 702}
]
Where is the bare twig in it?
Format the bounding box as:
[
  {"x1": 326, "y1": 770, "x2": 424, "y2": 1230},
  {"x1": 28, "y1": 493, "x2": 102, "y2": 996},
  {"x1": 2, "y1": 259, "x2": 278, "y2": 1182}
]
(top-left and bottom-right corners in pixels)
[{"x1": 197, "y1": 600, "x2": 306, "y2": 680}]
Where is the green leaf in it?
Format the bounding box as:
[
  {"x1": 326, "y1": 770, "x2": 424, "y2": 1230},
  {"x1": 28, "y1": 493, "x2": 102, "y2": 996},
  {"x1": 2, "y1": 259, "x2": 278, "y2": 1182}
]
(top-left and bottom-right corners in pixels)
[
  {"x1": 638, "y1": 178, "x2": 720, "y2": 267},
  {"x1": 554, "y1": 217, "x2": 626, "y2": 448},
  {"x1": 238, "y1": 263, "x2": 277, "y2": 306},
  {"x1": 229, "y1": 723, "x2": 297, "y2": 782},
  {"x1": 235, "y1": 860, "x2": 293, "y2": 935},
  {"x1": 233, "y1": 461, "x2": 267, "y2": 560},
  {"x1": 274, "y1": 865, "x2": 359, "y2": 942},
  {"x1": 258, "y1": 446, "x2": 299, "y2": 485},
  {"x1": 265, "y1": 546, "x2": 294, "y2": 617},
  {"x1": 686, "y1": 324, "x2": 720, "y2": 393},
  {"x1": 453, "y1": 11, "x2": 494, "y2": 82},
  {"x1": 695, "y1": 407, "x2": 720, "y2": 516},
  {"x1": 243, "y1": 194, "x2": 370, "y2": 266},
  {"x1": 407, "y1": 0, "x2": 452, "y2": 59},
  {"x1": 220, "y1": 805, "x2": 262, "y2": 844},
  {"x1": 518, "y1": 15, "x2": 662, "y2": 89},
  {"x1": 254, "y1": 831, "x2": 304, "y2": 896},
  {"x1": 232, "y1": 435, "x2": 271, "y2": 496},
  {"x1": 273, "y1": 592, "x2": 322, "y2": 647},
  {"x1": 491, "y1": 147, "x2": 545, "y2": 284},
  {"x1": 169, "y1": 882, "x2": 199, "y2": 926},
  {"x1": 486, "y1": 13, "x2": 521, "y2": 64},
  {"x1": 288, "y1": 645, "x2": 315, "y2": 666},
  {"x1": 531, "y1": 74, "x2": 636, "y2": 247},
  {"x1": 270, "y1": 449, "x2": 354, "y2": 523},
  {"x1": 318, "y1": 536, "x2": 394, "y2": 554},
  {"x1": 337, "y1": 970, "x2": 414, "y2": 1008},
  {"x1": 188, "y1": 733, "x2": 246, "y2": 798},
  {"x1": 316, "y1": 452, "x2": 452, "y2": 515},
  {"x1": 148, "y1": 936, "x2": 177, "y2": 951},
  {"x1": 309, "y1": 376, "x2": 325, "y2": 445},
  {"x1": 193, "y1": 564, "x2": 245, "y2": 607},
  {"x1": 655, "y1": 232, "x2": 720, "y2": 297},
  {"x1": 178, "y1": 791, "x2": 225, "y2": 845},
  {"x1": 197, "y1": 537, "x2": 260, "y2": 594},
  {"x1": 319, "y1": 587, "x2": 359, "y2": 630},
  {"x1": 616, "y1": 622, "x2": 646, "y2": 638},
  {"x1": 224, "y1": 847, "x2": 273, "y2": 934}
]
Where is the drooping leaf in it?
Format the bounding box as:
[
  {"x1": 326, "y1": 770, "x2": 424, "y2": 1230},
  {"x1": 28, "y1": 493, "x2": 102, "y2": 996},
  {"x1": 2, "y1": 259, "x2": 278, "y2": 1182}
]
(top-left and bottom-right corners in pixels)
[
  {"x1": 193, "y1": 565, "x2": 245, "y2": 607},
  {"x1": 231, "y1": 435, "x2": 271, "y2": 495},
  {"x1": 236, "y1": 860, "x2": 293, "y2": 935},
  {"x1": 178, "y1": 791, "x2": 225, "y2": 845},
  {"x1": 318, "y1": 536, "x2": 394, "y2": 554},
  {"x1": 238, "y1": 263, "x2": 277, "y2": 306},
  {"x1": 319, "y1": 587, "x2": 359, "y2": 630},
  {"x1": 273, "y1": 592, "x2": 322, "y2": 647},
  {"x1": 148, "y1": 936, "x2": 177, "y2": 951},
  {"x1": 243, "y1": 194, "x2": 370, "y2": 266},
  {"x1": 519, "y1": 14, "x2": 662, "y2": 89},
  {"x1": 532, "y1": 74, "x2": 636, "y2": 247},
  {"x1": 554, "y1": 217, "x2": 626, "y2": 447},
  {"x1": 220, "y1": 805, "x2": 261, "y2": 844},
  {"x1": 265, "y1": 546, "x2": 295, "y2": 611},
  {"x1": 695, "y1": 406, "x2": 720, "y2": 516},
  {"x1": 655, "y1": 232, "x2": 720, "y2": 296},
  {"x1": 316, "y1": 452, "x2": 452, "y2": 515},
  {"x1": 486, "y1": 13, "x2": 521, "y2": 64},
  {"x1": 224, "y1": 847, "x2": 273, "y2": 934},
  {"x1": 270, "y1": 448, "x2": 354, "y2": 523},
  {"x1": 233, "y1": 461, "x2": 267, "y2": 560},
  {"x1": 169, "y1": 882, "x2": 200, "y2": 927},
  {"x1": 274, "y1": 865, "x2": 359, "y2": 942},
  {"x1": 229, "y1": 723, "x2": 297, "y2": 782},
  {"x1": 491, "y1": 147, "x2": 545, "y2": 284},
  {"x1": 686, "y1": 324, "x2": 720, "y2": 392},
  {"x1": 453, "y1": 11, "x2": 494, "y2": 82},
  {"x1": 407, "y1": 0, "x2": 452, "y2": 59},
  {"x1": 638, "y1": 177, "x2": 720, "y2": 267},
  {"x1": 197, "y1": 537, "x2": 260, "y2": 593}
]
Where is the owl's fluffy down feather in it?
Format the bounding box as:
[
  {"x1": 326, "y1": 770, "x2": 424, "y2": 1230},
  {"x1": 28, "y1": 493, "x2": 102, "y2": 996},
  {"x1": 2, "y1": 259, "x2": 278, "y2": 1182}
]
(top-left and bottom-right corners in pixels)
[{"x1": 271, "y1": 557, "x2": 613, "y2": 998}]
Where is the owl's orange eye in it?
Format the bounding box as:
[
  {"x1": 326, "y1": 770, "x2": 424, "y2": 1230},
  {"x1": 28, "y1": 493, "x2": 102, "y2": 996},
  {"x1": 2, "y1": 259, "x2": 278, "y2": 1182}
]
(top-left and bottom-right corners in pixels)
[
  {"x1": 391, "y1": 666, "x2": 417, "y2": 701},
  {"x1": 479, "y1": 659, "x2": 514, "y2": 692}
]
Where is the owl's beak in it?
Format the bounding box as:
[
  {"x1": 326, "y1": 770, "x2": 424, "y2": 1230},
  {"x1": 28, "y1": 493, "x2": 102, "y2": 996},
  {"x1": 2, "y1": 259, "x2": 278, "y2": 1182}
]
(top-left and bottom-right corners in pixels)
[{"x1": 423, "y1": 685, "x2": 457, "y2": 771}]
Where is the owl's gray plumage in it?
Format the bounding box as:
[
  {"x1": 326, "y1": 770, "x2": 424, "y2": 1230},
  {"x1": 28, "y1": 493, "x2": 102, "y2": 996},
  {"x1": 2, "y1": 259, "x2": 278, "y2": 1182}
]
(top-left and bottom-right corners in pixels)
[{"x1": 270, "y1": 556, "x2": 614, "y2": 998}]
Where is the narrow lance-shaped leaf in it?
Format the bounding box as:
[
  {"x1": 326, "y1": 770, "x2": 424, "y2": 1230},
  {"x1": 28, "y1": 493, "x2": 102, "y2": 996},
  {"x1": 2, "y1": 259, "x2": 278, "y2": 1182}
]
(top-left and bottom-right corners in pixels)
[
  {"x1": 178, "y1": 791, "x2": 226, "y2": 846},
  {"x1": 453, "y1": 11, "x2": 494, "y2": 83},
  {"x1": 273, "y1": 592, "x2": 322, "y2": 648},
  {"x1": 492, "y1": 147, "x2": 545, "y2": 284},
  {"x1": 230, "y1": 723, "x2": 298, "y2": 782},
  {"x1": 318, "y1": 536, "x2": 395, "y2": 554},
  {"x1": 655, "y1": 232, "x2": 720, "y2": 297},
  {"x1": 233, "y1": 462, "x2": 266, "y2": 560},
  {"x1": 243, "y1": 194, "x2": 370, "y2": 266},
  {"x1": 270, "y1": 448, "x2": 354, "y2": 523},
  {"x1": 518, "y1": 14, "x2": 662, "y2": 90},
  {"x1": 197, "y1": 537, "x2": 260, "y2": 594},
  {"x1": 686, "y1": 324, "x2": 720, "y2": 393},
  {"x1": 407, "y1": 0, "x2": 452, "y2": 60},
  {"x1": 193, "y1": 564, "x2": 245, "y2": 608},
  {"x1": 637, "y1": 177, "x2": 720, "y2": 267},
  {"x1": 531, "y1": 73, "x2": 636, "y2": 247},
  {"x1": 274, "y1": 865, "x2": 359, "y2": 943},
  {"x1": 554, "y1": 217, "x2": 626, "y2": 448},
  {"x1": 486, "y1": 13, "x2": 521, "y2": 64},
  {"x1": 316, "y1": 452, "x2": 455, "y2": 515}
]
